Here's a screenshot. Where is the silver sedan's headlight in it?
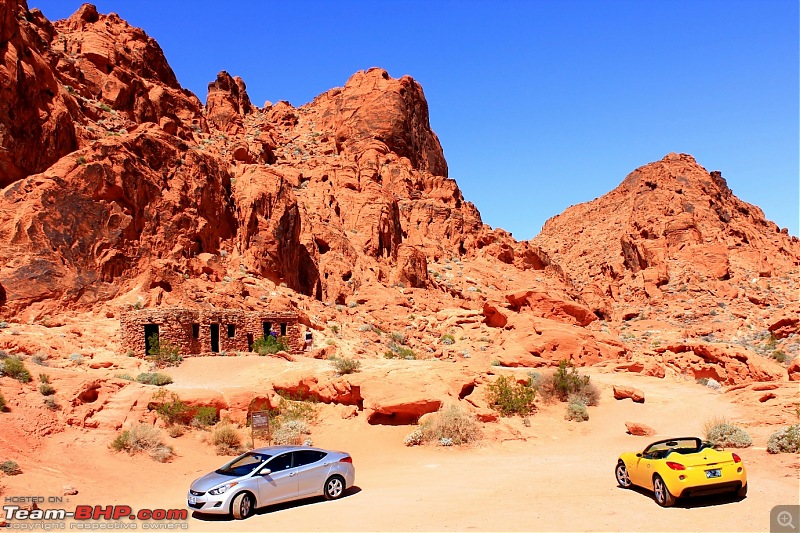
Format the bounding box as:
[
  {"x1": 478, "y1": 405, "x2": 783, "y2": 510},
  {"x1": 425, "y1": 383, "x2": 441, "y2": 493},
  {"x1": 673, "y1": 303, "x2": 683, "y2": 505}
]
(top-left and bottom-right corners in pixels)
[{"x1": 208, "y1": 481, "x2": 239, "y2": 495}]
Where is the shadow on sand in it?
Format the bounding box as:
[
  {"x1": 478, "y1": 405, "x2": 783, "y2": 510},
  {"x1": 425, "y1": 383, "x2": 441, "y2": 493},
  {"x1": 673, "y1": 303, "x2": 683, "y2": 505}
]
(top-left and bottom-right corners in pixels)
[
  {"x1": 618, "y1": 484, "x2": 746, "y2": 509},
  {"x1": 191, "y1": 486, "x2": 362, "y2": 522}
]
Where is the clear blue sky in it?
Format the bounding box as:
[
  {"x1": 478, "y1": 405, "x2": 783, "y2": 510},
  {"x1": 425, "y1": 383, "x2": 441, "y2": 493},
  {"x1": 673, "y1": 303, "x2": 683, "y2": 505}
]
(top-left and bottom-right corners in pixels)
[{"x1": 33, "y1": 0, "x2": 799, "y2": 239}]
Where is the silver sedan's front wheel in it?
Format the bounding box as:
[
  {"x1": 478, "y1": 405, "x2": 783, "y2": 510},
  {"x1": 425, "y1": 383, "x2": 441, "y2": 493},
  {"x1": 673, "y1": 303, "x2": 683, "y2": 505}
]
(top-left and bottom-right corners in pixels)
[
  {"x1": 324, "y1": 475, "x2": 345, "y2": 500},
  {"x1": 615, "y1": 462, "x2": 632, "y2": 488},
  {"x1": 231, "y1": 492, "x2": 254, "y2": 519}
]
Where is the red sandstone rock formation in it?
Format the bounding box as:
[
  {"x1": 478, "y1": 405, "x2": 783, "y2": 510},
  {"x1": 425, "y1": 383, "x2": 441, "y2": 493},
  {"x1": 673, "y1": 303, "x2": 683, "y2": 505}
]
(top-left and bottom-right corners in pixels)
[{"x1": 531, "y1": 153, "x2": 800, "y2": 320}]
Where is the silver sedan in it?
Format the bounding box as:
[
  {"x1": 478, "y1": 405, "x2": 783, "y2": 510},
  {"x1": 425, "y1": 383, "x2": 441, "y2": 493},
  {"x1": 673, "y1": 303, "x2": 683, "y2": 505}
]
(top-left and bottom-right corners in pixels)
[{"x1": 187, "y1": 445, "x2": 355, "y2": 519}]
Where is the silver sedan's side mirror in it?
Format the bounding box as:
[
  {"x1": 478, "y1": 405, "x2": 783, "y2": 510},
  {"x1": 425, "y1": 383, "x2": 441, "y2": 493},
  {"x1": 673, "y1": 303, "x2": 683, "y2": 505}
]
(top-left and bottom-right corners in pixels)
[{"x1": 259, "y1": 468, "x2": 271, "y2": 476}]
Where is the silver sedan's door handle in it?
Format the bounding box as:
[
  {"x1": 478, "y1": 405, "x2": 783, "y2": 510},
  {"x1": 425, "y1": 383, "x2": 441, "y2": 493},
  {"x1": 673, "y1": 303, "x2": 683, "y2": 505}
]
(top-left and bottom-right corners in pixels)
[
  {"x1": 289, "y1": 472, "x2": 297, "y2": 477},
  {"x1": 323, "y1": 462, "x2": 332, "y2": 466}
]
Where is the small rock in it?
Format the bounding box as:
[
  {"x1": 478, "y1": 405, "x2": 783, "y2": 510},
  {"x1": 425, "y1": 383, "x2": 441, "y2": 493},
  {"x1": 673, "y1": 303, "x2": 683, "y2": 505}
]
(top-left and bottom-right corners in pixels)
[
  {"x1": 626, "y1": 421, "x2": 656, "y2": 436},
  {"x1": 613, "y1": 385, "x2": 645, "y2": 403}
]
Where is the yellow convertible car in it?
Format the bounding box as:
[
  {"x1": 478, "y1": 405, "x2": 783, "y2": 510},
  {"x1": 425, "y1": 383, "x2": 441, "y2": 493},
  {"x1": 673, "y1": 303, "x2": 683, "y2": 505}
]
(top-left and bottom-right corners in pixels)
[{"x1": 615, "y1": 437, "x2": 747, "y2": 507}]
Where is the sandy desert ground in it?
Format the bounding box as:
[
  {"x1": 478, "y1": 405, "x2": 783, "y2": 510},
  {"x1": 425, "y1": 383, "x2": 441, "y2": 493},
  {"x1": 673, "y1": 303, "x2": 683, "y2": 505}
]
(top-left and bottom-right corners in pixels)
[{"x1": 2, "y1": 356, "x2": 797, "y2": 533}]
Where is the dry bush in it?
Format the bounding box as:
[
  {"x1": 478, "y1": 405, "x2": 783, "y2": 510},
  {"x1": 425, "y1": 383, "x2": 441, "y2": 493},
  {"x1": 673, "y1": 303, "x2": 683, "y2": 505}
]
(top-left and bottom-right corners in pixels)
[
  {"x1": 703, "y1": 416, "x2": 752, "y2": 448},
  {"x1": 111, "y1": 424, "x2": 173, "y2": 462},
  {"x1": 213, "y1": 424, "x2": 243, "y2": 455},
  {"x1": 273, "y1": 420, "x2": 311, "y2": 445},
  {"x1": 420, "y1": 404, "x2": 481, "y2": 445}
]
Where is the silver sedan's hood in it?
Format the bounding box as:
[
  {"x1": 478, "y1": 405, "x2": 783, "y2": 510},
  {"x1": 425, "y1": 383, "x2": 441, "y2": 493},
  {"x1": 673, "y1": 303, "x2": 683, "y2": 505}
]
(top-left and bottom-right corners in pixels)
[{"x1": 190, "y1": 471, "x2": 240, "y2": 492}]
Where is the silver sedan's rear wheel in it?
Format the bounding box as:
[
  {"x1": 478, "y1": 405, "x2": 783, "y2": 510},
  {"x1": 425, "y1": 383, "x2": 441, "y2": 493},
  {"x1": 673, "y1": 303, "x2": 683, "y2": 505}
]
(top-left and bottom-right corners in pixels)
[
  {"x1": 324, "y1": 475, "x2": 345, "y2": 500},
  {"x1": 653, "y1": 475, "x2": 676, "y2": 507},
  {"x1": 615, "y1": 462, "x2": 632, "y2": 488},
  {"x1": 231, "y1": 492, "x2": 254, "y2": 519}
]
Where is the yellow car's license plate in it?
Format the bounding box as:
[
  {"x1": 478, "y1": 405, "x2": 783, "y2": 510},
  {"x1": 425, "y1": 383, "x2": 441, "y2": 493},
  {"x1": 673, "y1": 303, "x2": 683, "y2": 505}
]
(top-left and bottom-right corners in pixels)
[{"x1": 705, "y1": 469, "x2": 721, "y2": 478}]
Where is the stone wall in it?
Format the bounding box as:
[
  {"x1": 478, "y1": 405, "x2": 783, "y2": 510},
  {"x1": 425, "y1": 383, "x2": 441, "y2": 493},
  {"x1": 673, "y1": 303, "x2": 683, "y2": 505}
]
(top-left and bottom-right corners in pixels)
[{"x1": 120, "y1": 308, "x2": 303, "y2": 357}]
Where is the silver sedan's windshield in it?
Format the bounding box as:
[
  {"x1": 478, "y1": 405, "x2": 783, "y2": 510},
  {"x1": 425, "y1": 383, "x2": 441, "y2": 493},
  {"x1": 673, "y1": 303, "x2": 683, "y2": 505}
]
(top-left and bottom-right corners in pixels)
[{"x1": 216, "y1": 452, "x2": 271, "y2": 476}]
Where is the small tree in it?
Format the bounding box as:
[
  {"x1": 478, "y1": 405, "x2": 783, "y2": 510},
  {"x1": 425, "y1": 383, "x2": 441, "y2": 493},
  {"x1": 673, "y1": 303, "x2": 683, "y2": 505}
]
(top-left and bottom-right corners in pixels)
[
  {"x1": 147, "y1": 333, "x2": 182, "y2": 367},
  {"x1": 252, "y1": 335, "x2": 289, "y2": 355},
  {"x1": 486, "y1": 375, "x2": 536, "y2": 416}
]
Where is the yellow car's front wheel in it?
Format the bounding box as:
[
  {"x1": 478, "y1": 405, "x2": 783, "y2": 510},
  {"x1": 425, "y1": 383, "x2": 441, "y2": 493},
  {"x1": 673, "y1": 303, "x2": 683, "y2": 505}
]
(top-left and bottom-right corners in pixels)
[{"x1": 653, "y1": 475, "x2": 676, "y2": 507}]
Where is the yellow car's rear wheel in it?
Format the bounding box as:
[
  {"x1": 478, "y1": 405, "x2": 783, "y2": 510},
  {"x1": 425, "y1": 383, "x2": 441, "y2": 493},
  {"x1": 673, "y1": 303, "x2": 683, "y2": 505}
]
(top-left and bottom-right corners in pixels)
[
  {"x1": 615, "y1": 462, "x2": 632, "y2": 488},
  {"x1": 653, "y1": 475, "x2": 676, "y2": 507}
]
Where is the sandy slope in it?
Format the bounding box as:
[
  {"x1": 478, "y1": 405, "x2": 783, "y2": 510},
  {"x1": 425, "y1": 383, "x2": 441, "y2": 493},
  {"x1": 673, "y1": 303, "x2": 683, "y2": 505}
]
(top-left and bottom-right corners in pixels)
[{"x1": 1, "y1": 360, "x2": 797, "y2": 533}]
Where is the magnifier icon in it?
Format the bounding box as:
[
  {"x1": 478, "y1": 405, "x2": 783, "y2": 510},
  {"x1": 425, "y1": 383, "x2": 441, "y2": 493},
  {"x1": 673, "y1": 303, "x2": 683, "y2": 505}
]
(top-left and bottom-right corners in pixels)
[{"x1": 778, "y1": 510, "x2": 796, "y2": 530}]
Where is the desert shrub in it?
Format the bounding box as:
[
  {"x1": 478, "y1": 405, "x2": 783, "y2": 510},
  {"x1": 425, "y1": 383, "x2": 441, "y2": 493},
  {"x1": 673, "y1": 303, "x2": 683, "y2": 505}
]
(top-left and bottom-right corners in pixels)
[
  {"x1": 2, "y1": 357, "x2": 30, "y2": 383},
  {"x1": 167, "y1": 425, "x2": 185, "y2": 438},
  {"x1": 403, "y1": 428, "x2": 424, "y2": 447},
  {"x1": 772, "y1": 350, "x2": 788, "y2": 363},
  {"x1": 146, "y1": 333, "x2": 182, "y2": 367},
  {"x1": 69, "y1": 353, "x2": 84, "y2": 365},
  {"x1": 390, "y1": 332, "x2": 407, "y2": 345},
  {"x1": 274, "y1": 395, "x2": 318, "y2": 424},
  {"x1": 252, "y1": 335, "x2": 289, "y2": 355},
  {"x1": 38, "y1": 373, "x2": 49, "y2": 384},
  {"x1": 705, "y1": 378, "x2": 721, "y2": 390},
  {"x1": 486, "y1": 375, "x2": 536, "y2": 417},
  {"x1": 331, "y1": 357, "x2": 361, "y2": 375},
  {"x1": 136, "y1": 372, "x2": 173, "y2": 386},
  {"x1": 212, "y1": 425, "x2": 243, "y2": 455},
  {"x1": 440, "y1": 334, "x2": 456, "y2": 345},
  {"x1": 115, "y1": 373, "x2": 135, "y2": 381},
  {"x1": 537, "y1": 360, "x2": 598, "y2": 405},
  {"x1": 272, "y1": 420, "x2": 310, "y2": 445},
  {"x1": 30, "y1": 353, "x2": 48, "y2": 366},
  {"x1": 384, "y1": 343, "x2": 416, "y2": 360},
  {"x1": 0, "y1": 393, "x2": 5, "y2": 412},
  {"x1": 38, "y1": 383, "x2": 55, "y2": 396},
  {"x1": 111, "y1": 424, "x2": 172, "y2": 461},
  {"x1": 0, "y1": 460, "x2": 21, "y2": 475},
  {"x1": 150, "y1": 390, "x2": 191, "y2": 425},
  {"x1": 565, "y1": 397, "x2": 589, "y2": 422},
  {"x1": 149, "y1": 445, "x2": 174, "y2": 463},
  {"x1": 696, "y1": 377, "x2": 709, "y2": 386},
  {"x1": 43, "y1": 397, "x2": 58, "y2": 410},
  {"x1": 192, "y1": 406, "x2": 218, "y2": 427},
  {"x1": 420, "y1": 404, "x2": 481, "y2": 445},
  {"x1": 703, "y1": 417, "x2": 752, "y2": 448},
  {"x1": 767, "y1": 424, "x2": 800, "y2": 454}
]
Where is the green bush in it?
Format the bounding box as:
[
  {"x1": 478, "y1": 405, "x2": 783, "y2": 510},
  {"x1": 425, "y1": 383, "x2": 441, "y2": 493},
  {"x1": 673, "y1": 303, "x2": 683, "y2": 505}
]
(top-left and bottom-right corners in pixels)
[
  {"x1": 0, "y1": 392, "x2": 5, "y2": 412},
  {"x1": 38, "y1": 373, "x2": 50, "y2": 384},
  {"x1": 38, "y1": 383, "x2": 55, "y2": 396},
  {"x1": 440, "y1": 334, "x2": 456, "y2": 345},
  {"x1": 384, "y1": 343, "x2": 416, "y2": 360},
  {"x1": 331, "y1": 357, "x2": 361, "y2": 375},
  {"x1": 2, "y1": 357, "x2": 31, "y2": 383},
  {"x1": 703, "y1": 417, "x2": 752, "y2": 448},
  {"x1": 538, "y1": 360, "x2": 599, "y2": 405},
  {"x1": 115, "y1": 373, "x2": 135, "y2": 381},
  {"x1": 192, "y1": 406, "x2": 218, "y2": 427},
  {"x1": 420, "y1": 404, "x2": 481, "y2": 445},
  {"x1": 565, "y1": 397, "x2": 589, "y2": 422},
  {"x1": 136, "y1": 372, "x2": 173, "y2": 386},
  {"x1": 772, "y1": 350, "x2": 788, "y2": 363},
  {"x1": 212, "y1": 425, "x2": 243, "y2": 455},
  {"x1": 767, "y1": 424, "x2": 800, "y2": 454},
  {"x1": 150, "y1": 390, "x2": 191, "y2": 425},
  {"x1": 146, "y1": 333, "x2": 182, "y2": 367},
  {"x1": 252, "y1": 335, "x2": 289, "y2": 355},
  {"x1": 0, "y1": 460, "x2": 21, "y2": 475},
  {"x1": 111, "y1": 424, "x2": 172, "y2": 462},
  {"x1": 486, "y1": 375, "x2": 536, "y2": 416}
]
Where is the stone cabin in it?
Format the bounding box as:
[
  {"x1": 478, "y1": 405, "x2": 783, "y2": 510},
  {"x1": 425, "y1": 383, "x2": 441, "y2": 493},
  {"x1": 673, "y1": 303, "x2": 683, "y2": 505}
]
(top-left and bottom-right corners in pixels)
[{"x1": 120, "y1": 308, "x2": 302, "y2": 357}]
